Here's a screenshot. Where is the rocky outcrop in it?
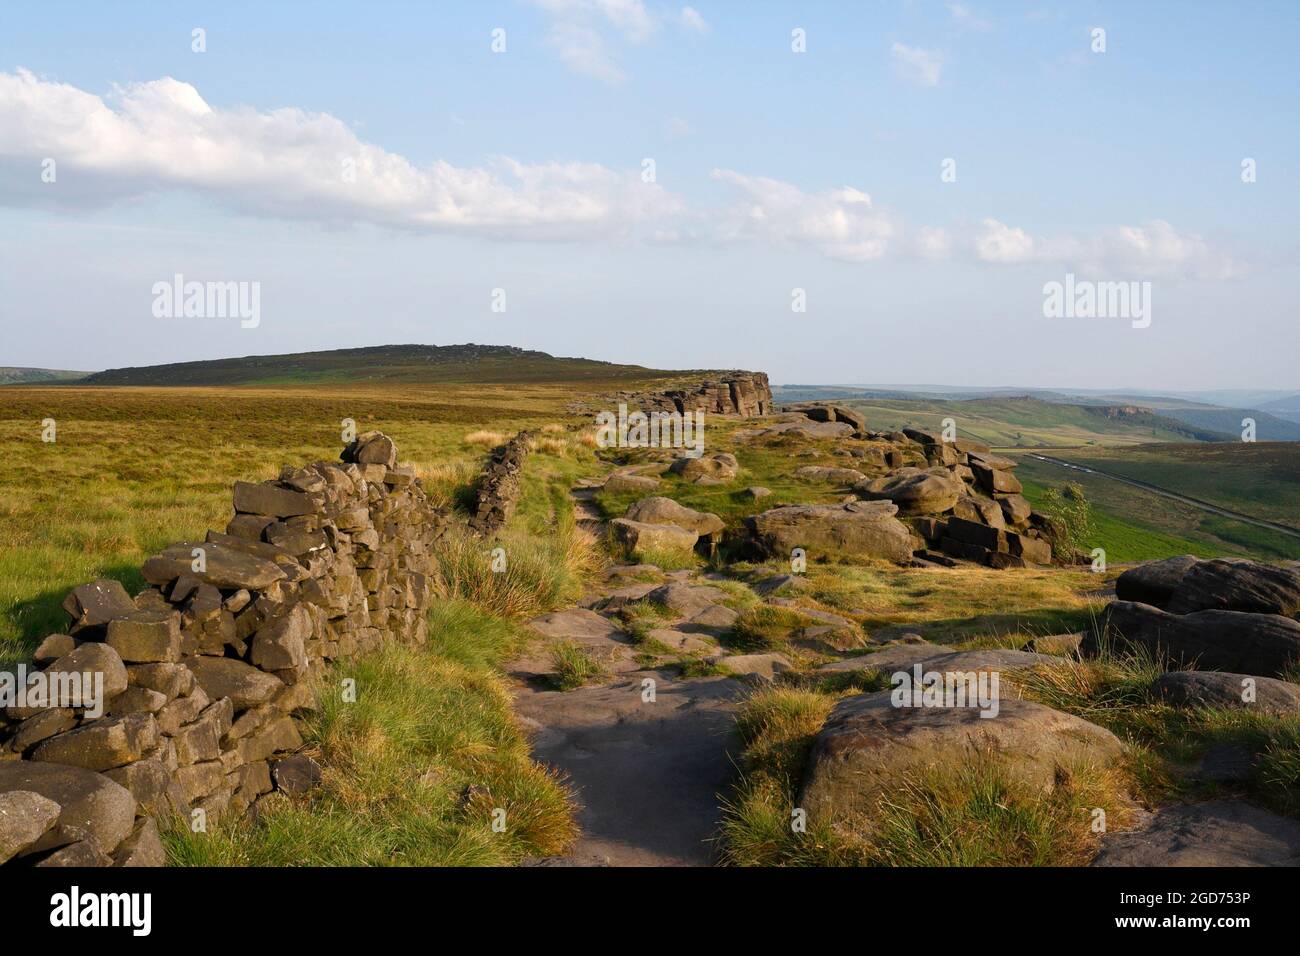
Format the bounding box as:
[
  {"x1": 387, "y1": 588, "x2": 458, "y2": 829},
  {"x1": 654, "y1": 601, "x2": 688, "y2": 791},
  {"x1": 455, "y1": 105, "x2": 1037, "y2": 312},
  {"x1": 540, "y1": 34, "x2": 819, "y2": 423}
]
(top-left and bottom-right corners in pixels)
[
  {"x1": 0, "y1": 432, "x2": 446, "y2": 867},
  {"x1": 622, "y1": 372, "x2": 772, "y2": 418},
  {"x1": 1096, "y1": 556, "x2": 1300, "y2": 678},
  {"x1": 468, "y1": 430, "x2": 531, "y2": 537},
  {"x1": 1094, "y1": 600, "x2": 1300, "y2": 677},
  {"x1": 1165, "y1": 558, "x2": 1300, "y2": 616},
  {"x1": 1115, "y1": 555, "x2": 1200, "y2": 609},
  {"x1": 624, "y1": 497, "x2": 724, "y2": 539},
  {"x1": 744, "y1": 500, "x2": 914, "y2": 564},
  {"x1": 855, "y1": 468, "x2": 963, "y2": 516}
]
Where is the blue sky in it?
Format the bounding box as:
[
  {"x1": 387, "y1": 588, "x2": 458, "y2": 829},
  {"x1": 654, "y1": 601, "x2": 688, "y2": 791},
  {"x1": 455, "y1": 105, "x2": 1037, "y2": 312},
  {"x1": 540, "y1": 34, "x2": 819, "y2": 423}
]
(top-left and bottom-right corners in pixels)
[{"x1": 1, "y1": 0, "x2": 1296, "y2": 388}]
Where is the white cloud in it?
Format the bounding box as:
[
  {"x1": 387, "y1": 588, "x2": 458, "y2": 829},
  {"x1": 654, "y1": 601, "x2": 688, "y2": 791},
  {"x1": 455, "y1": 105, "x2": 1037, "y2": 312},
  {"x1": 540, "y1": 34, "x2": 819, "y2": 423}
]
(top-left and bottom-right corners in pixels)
[
  {"x1": 973, "y1": 218, "x2": 1036, "y2": 262},
  {"x1": 947, "y1": 3, "x2": 991, "y2": 31},
  {"x1": 546, "y1": 22, "x2": 627, "y2": 83},
  {"x1": 971, "y1": 217, "x2": 1241, "y2": 279},
  {"x1": 679, "y1": 6, "x2": 709, "y2": 33},
  {"x1": 891, "y1": 42, "x2": 944, "y2": 87},
  {"x1": 0, "y1": 69, "x2": 680, "y2": 239},
  {"x1": 531, "y1": 0, "x2": 707, "y2": 81},
  {"x1": 710, "y1": 169, "x2": 897, "y2": 261},
  {"x1": 0, "y1": 70, "x2": 1241, "y2": 277}
]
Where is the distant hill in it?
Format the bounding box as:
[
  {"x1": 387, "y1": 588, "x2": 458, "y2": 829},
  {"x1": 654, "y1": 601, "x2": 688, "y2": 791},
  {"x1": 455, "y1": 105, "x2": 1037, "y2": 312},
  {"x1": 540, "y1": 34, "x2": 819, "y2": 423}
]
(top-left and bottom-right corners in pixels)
[
  {"x1": 0, "y1": 367, "x2": 88, "y2": 384},
  {"x1": 780, "y1": 393, "x2": 1230, "y2": 447},
  {"x1": 79, "y1": 344, "x2": 676, "y2": 387},
  {"x1": 1258, "y1": 393, "x2": 1300, "y2": 426},
  {"x1": 775, "y1": 384, "x2": 1300, "y2": 442}
]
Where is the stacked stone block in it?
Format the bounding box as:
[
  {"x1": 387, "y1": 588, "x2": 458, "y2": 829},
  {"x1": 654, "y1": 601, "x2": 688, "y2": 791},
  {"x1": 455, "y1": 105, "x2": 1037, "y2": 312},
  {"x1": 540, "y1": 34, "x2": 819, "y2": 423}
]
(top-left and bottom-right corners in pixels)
[{"x1": 0, "y1": 432, "x2": 446, "y2": 866}]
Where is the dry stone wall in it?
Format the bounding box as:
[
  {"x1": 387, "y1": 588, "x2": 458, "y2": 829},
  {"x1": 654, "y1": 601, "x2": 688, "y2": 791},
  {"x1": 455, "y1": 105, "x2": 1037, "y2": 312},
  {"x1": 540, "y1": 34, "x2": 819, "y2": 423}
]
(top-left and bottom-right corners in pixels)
[
  {"x1": 468, "y1": 431, "x2": 532, "y2": 537},
  {"x1": 0, "y1": 431, "x2": 446, "y2": 867}
]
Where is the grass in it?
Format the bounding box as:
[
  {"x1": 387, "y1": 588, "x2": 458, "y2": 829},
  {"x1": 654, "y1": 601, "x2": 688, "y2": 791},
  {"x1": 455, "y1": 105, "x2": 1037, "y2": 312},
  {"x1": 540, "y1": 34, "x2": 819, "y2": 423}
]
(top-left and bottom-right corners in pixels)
[
  {"x1": 1008, "y1": 650, "x2": 1300, "y2": 818},
  {"x1": 549, "y1": 640, "x2": 608, "y2": 690},
  {"x1": 719, "y1": 681, "x2": 1131, "y2": 866},
  {"x1": 730, "y1": 605, "x2": 819, "y2": 651},
  {"x1": 0, "y1": 380, "x2": 623, "y2": 865},
  {"x1": 1017, "y1": 460, "x2": 1300, "y2": 562},
  {"x1": 163, "y1": 601, "x2": 576, "y2": 865}
]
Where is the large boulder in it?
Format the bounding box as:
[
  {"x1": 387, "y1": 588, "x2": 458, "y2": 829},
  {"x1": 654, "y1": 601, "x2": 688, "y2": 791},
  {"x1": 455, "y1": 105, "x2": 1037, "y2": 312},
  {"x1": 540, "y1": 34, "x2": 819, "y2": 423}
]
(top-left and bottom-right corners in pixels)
[
  {"x1": 624, "y1": 497, "x2": 724, "y2": 537},
  {"x1": 0, "y1": 762, "x2": 136, "y2": 856},
  {"x1": 794, "y1": 466, "x2": 868, "y2": 486},
  {"x1": 745, "y1": 501, "x2": 914, "y2": 564},
  {"x1": 1166, "y1": 559, "x2": 1300, "y2": 616},
  {"x1": 610, "y1": 518, "x2": 698, "y2": 555},
  {"x1": 341, "y1": 430, "x2": 397, "y2": 467},
  {"x1": 1095, "y1": 601, "x2": 1300, "y2": 677},
  {"x1": 798, "y1": 692, "x2": 1124, "y2": 827},
  {"x1": 952, "y1": 495, "x2": 1006, "y2": 530},
  {"x1": 855, "y1": 468, "x2": 962, "y2": 516},
  {"x1": 0, "y1": 790, "x2": 62, "y2": 864},
  {"x1": 1115, "y1": 555, "x2": 1200, "y2": 609},
  {"x1": 1151, "y1": 670, "x2": 1300, "y2": 716},
  {"x1": 604, "y1": 473, "x2": 660, "y2": 493},
  {"x1": 668, "y1": 453, "x2": 739, "y2": 483}
]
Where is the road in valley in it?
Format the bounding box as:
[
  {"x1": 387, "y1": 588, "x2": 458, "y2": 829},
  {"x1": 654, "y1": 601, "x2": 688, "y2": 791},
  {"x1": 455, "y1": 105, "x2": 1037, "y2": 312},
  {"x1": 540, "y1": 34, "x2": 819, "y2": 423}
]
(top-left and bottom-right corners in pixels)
[{"x1": 1020, "y1": 453, "x2": 1300, "y2": 542}]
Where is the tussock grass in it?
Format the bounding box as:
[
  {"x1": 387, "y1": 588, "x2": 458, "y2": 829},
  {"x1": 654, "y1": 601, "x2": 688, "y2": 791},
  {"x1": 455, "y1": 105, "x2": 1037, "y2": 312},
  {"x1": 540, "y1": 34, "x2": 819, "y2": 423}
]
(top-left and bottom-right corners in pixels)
[
  {"x1": 416, "y1": 458, "x2": 480, "y2": 512},
  {"x1": 464, "y1": 429, "x2": 507, "y2": 448},
  {"x1": 730, "y1": 605, "x2": 818, "y2": 651},
  {"x1": 539, "y1": 423, "x2": 566, "y2": 434},
  {"x1": 616, "y1": 600, "x2": 677, "y2": 643},
  {"x1": 533, "y1": 436, "x2": 570, "y2": 456},
  {"x1": 550, "y1": 640, "x2": 608, "y2": 690}
]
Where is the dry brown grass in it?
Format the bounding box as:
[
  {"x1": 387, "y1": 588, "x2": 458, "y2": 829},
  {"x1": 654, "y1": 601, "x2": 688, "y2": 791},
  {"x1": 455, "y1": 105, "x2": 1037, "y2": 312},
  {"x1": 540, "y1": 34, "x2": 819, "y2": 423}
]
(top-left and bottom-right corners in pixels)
[{"x1": 464, "y1": 429, "x2": 507, "y2": 448}]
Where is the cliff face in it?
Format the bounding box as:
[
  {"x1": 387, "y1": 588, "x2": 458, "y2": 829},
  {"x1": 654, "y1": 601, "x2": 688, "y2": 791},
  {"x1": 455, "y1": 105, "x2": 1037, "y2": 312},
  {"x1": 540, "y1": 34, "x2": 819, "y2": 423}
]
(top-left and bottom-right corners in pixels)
[{"x1": 624, "y1": 372, "x2": 772, "y2": 418}]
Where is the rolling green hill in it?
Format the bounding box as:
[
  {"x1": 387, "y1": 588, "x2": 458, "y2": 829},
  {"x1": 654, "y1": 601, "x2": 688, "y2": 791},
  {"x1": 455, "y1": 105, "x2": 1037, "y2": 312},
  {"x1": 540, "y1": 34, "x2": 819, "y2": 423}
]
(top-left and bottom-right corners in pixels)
[{"x1": 78, "y1": 344, "x2": 679, "y2": 387}]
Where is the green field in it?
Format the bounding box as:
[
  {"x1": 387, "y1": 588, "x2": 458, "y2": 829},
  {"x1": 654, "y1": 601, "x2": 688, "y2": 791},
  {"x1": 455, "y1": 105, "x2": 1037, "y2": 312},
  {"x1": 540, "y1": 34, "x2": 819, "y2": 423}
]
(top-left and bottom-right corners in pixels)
[
  {"x1": 1016, "y1": 458, "x2": 1300, "y2": 563},
  {"x1": 833, "y1": 395, "x2": 1224, "y2": 448},
  {"x1": 1049, "y1": 442, "x2": 1300, "y2": 531}
]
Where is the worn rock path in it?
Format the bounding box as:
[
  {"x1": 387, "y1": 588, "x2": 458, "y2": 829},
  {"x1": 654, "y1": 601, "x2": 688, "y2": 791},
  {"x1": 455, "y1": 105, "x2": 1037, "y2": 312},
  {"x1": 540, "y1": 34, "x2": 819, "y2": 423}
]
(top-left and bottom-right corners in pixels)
[{"x1": 511, "y1": 484, "x2": 747, "y2": 866}]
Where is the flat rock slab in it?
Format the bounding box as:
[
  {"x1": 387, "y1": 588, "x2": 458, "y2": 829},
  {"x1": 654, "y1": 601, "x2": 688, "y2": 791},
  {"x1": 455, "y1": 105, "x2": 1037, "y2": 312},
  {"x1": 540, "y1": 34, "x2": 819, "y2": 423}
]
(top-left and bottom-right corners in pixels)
[
  {"x1": 527, "y1": 608, "x2": 631, "y2": 646},
  {"x1": 514, "y1": 674, "x2": 744, "y2": 866},
  {"x1": 819, "y1": 645, "x2": 1051, "y2": 676},
  {"x1": 1093, "y1": 801, "x2": 1300, "y2": 866}
]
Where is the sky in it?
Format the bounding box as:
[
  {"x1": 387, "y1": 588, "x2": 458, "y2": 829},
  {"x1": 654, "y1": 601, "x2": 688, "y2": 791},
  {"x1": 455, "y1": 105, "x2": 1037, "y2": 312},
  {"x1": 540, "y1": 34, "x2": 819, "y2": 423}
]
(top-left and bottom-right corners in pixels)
[{"x1": 0, "y1": 0, "x2": 1297, "y2": 389}]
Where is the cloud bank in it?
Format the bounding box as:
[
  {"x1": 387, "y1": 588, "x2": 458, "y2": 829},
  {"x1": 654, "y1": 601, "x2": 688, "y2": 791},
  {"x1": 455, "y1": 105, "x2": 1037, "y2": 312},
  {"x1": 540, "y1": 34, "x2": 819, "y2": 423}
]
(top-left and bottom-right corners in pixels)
[{"x1": 0, "y1": 69, "x2": 1240, "y2": 278}]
